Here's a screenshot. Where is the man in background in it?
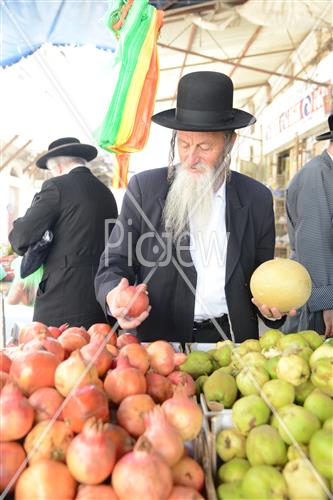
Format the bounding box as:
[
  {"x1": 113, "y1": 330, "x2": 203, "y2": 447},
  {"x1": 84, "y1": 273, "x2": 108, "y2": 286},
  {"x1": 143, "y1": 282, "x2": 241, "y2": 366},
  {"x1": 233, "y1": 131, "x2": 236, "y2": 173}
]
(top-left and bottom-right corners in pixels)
[
  {"x1": 9, "y1": 137, "x2": 118, "y2": 329},
  {"x1": 283, "y1": 114, "x2": 333, "y2": 337}
]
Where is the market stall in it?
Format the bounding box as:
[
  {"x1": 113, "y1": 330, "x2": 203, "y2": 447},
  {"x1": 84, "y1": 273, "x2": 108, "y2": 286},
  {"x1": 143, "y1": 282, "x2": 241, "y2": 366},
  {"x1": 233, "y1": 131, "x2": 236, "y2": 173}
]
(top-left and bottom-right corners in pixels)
[
  {"x1": 1, "y1": 0, "x2": 332, "y2": 497},
  {"x1": 1, "y1": 319, "x2": 332, "y2": 499}
]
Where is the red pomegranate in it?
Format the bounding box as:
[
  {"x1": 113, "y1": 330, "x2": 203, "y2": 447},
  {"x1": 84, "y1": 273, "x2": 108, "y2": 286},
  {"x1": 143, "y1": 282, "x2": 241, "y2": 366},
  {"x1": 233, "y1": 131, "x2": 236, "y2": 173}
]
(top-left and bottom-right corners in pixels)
[
  {"x1": 145, "y1": 372, "x2": 173, "y2": 403},
  {"x1": 23, "y1": 337, "x2": 65, "y2": 362},
  {"x1": 118, "y1": 343, "x2": 150, "y2": 373},
  {"x1": 18, "y1": 322, "x2": 51, "y2": 345},
  {"x1": 15, "y1": 459, "x2": 77, "y2": 499},
  {"x1": 0, "y1": 383, "x2": 34, "y2": 441},
  {"x1": 75, "y1": 485, "x2": 119, "y2": 499},
  {"x1": 0, "y1": 441, "x2": 27, "y2": 493},
  {"x1": 116, "y1": 394, "x2": 155, "y2": 437},
  {"x1": 66, "y1": 418, "x2": 116, "y2": 485},
  {"x1": 9, "y1": 351, "x2": 59, "y2": 395},
  {"x1": 29, "y1": 387, "x2": 64, "y2": 422},
  {"x1": 117, "y1": 286, "x2": 149, "y2": 317},
  {"x1": 116, "y1": 333, "x2": 140, "y2": 348},
  {"x1": 88, "y1": 324, "x2": 117, "y2": 346},
  {"x1": 104, "y1": 357, "x2": 147, "y2": 404},
  {"x1": 62, "y1": 385, "x2": 109, "y2": 433},
  {"x1": 0, "y1": 351, "x2": 12, "y2": 373},
  {"x1": 24, "y1": 420, "x2": 73, "y2": 463}
]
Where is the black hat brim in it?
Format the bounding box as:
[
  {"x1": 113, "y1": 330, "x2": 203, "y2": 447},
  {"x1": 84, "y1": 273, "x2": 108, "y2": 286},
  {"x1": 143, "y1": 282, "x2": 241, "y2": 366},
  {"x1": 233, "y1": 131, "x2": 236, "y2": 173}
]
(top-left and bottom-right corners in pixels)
[
  {"x1": 36, "y1": 143, "x2": 98, "y2": 169},
  {"x1": 315, "y1": 131, "x2": 333, "y2": 141},
  {"x1": 151, "y1": 107, "x2": 256, "y2": 131}
]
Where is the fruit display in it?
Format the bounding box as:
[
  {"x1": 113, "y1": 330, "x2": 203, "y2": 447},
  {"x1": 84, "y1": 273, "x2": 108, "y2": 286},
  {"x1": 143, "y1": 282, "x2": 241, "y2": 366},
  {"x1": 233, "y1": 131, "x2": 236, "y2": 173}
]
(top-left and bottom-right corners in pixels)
[
  {"x1": 180, "y1": 330, "x2": 333, "y2": 499},
  {"x1": 0, "y1": 322, "x2": 208, "y2": 500},
  {"x1": 1, "y1": 322, "x2": 332, "y2": 499}
]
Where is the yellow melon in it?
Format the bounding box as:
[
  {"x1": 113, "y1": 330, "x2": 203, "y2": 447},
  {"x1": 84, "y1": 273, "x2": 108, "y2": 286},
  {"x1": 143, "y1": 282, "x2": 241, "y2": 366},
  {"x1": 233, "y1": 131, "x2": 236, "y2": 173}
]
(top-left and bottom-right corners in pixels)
[{"x1": 250, "y1": 259, "x2": 312, "y2": 312}]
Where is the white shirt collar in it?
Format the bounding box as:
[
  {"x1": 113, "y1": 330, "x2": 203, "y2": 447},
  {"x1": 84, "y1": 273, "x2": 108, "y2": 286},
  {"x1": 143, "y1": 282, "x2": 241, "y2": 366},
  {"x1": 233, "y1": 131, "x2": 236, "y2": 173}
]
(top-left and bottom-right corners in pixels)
[{"x1": 215, "y1": 179, "x2": 226, "y2": 200}]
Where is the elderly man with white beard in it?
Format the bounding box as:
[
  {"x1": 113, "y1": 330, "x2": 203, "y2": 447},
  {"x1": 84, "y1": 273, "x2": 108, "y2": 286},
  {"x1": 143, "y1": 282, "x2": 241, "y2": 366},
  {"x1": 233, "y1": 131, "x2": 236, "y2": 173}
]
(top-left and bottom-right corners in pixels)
[{"x1": 95, "y1": 71, "x2": 293, "y2": 343}]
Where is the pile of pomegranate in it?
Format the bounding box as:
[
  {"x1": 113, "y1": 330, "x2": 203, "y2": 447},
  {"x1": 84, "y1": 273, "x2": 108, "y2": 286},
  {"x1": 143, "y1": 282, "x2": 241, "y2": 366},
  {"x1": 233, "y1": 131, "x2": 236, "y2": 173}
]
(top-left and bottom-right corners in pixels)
[{"x1": 0, "y1": 321, "x2": 206, "y2": 500}]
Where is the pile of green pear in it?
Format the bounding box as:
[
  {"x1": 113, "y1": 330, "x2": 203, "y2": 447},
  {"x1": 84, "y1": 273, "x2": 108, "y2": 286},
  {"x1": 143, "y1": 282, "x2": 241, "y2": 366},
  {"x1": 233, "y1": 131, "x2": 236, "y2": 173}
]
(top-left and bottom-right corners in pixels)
[{"x1": 179, "y1": 330, "x2": 333, "y2": 499}]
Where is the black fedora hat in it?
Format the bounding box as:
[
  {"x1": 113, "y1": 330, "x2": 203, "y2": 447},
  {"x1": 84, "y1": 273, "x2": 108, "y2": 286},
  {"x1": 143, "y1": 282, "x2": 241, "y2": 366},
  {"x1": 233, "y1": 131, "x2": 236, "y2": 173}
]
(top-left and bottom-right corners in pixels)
[
  {"x1": 315, "y1": 114, "x2": 333, "y2": 141},
  {"x1": 152, "y1": 71, "x2": 256, "y2": 131},
  {"x1": 36, "y1": 137, "x2": 98, "y2": 169}
]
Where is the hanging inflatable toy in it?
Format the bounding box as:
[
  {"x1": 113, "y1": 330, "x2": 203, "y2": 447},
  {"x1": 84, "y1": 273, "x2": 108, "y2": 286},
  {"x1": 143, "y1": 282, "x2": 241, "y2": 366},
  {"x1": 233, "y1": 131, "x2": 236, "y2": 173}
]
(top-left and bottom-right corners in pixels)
[{"x1": 96, "y1": 0, "x2": 163, "y2": 188}]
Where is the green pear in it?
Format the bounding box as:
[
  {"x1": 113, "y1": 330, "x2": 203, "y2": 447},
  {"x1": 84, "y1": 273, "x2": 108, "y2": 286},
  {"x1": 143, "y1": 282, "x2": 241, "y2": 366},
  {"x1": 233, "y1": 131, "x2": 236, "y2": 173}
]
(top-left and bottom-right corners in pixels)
[
  {"x1": 283, "y1": 344, "x2": 313, "y2": 362},
  {"x1": 323, "y1": 416, "x2": 333, "y2": 432},
  {"x1": 236, "y1": 366, "x2": 269, "y2": 396},
  {"x1": 262, "y1": 379, "x2": 295, "y2": 409},
  {"x1": 229, "y1": 363, "x2": 242, "y2": 377},
  {"x1": 309, "y1": 429, "x2": 333, "y2": 479},
  {"x1": 219, "y1": 364, "x2": 234, "y2": 375},
  {"x1": 216, "y1": 339, "x2": 234, "y2": 349},
  {"x1": 217, "y1": 481, "x2": 242, "y2": 500},
  {"x1": 246, "y1": 425, "x2": 287, "y2": 466},
  {"x1": 299, "y1": 330, "x2": 323, "y2": 350},
  {"x1": 210, "y1": 358, "x2": 220, "y2": 371},
  {"x1": 311, "y1": 358, "x2": 333, "y2": 397},
  {"x1": 276, "y1": 354, "x2": 310, "y2": 386},
  {"x1": 270, "y1": 413, "x2": 279, "y2": 429},
  {"x1": 212, "y1": 345, "x2": 232, "y2": 367},
  {"x1": 261, "y1": 347, "x2": 282, "y2": 359},
  {"x1": 287, "y1": 443, "x2": 309, "y2": 461},
  {"x1": 241, "y1": 465, "x2": 288, "y2": 499},
  {"x1": 294, "y1": 380, "x2": 315, "y2": 404},
  {"x1": 283, "y1": 459, "x2": 329, "y2": 499},
  {"x1": 300, "y1": 346, "x2": 314, "y2": 362},
  {"x1": 304, "y1": 389, "x2": 333, "y2": 423},
  {"x1": 216, "y1": 428, "x2": 246, "y2": 462},
  {"x1": 203, "y1": 369, "x2": 238, "y2": 408},
  {"x1": 217, "y1": 458, "x2": 250, "y2": 483},
  {"x1": 241, "y1": 351, "x2": 266, "y2": 368},
  {"x1": 238, "y1": 339, "x2": 261, "y2": 356},
  {"x1": 259, "y1": 329, "x2": 283, "y2": 349},
  {"x1": 232, "y1": 395, "x2": 270, "y2": 435},
  {"x1": 277, "y1": 404, "x2": 321, "y2": 445},
  {"x1": 264, "y1": 356, "x2": 280, "y2": 379},
  {"x1": 195, "y1": 375, "x2": 208, "y2": 398},
  {"x1": 230, "y1": 347, "x2": 242, "y2": 373},
  {"x1": 277, "y1": 333, "x2": 309, "y2": 351},
  {"x1": 309, "y1": 343, "x2": 333, "y2": 367},
  {"x1": 206, "y1": 348, "x2": 218, "y2": 358},
  {"x1": 205, "y1": 349, "x2": 220, "y2": 373},
  {"x1": 325, "y1": 338, "x2": 333, "y2": 346},
  {"x1": 179, "y1": 351, "x2": 214, "y2": 379}
]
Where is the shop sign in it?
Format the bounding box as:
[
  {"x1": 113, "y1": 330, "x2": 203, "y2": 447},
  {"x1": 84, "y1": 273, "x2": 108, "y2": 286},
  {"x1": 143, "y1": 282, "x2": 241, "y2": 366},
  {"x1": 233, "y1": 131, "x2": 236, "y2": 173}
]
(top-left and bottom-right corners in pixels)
[{"x1": 262, "y1": 83, "x2": 331, "y2": 154}]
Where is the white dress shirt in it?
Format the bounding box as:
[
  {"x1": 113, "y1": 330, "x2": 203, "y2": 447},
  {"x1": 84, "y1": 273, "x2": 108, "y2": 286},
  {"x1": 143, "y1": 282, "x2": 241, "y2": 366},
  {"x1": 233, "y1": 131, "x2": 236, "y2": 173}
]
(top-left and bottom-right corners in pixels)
[{"x1": 190, "y1": 181, "x2": 229, "y2": 321}]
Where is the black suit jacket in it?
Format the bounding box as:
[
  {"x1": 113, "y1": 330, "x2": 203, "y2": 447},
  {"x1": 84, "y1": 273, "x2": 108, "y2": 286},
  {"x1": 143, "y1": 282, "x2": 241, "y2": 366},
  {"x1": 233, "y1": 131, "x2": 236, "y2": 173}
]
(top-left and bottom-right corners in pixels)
[
  {"x1": 9, "y1": 167, "x2": 118, "y2": 328},
  {"x1": 95, "y1": 167, "x2": 284, "y2": 342}
]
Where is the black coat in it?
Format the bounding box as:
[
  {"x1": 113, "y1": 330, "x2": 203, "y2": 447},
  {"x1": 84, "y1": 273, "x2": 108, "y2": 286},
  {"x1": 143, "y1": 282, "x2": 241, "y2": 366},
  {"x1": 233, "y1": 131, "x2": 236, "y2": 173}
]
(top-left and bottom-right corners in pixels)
[
  {"x1": 9, "y1": 167, "x2": 118, "y2": 328},
  {"x1": 95, "y1": 167, "x2": 284, "y2": 342}
]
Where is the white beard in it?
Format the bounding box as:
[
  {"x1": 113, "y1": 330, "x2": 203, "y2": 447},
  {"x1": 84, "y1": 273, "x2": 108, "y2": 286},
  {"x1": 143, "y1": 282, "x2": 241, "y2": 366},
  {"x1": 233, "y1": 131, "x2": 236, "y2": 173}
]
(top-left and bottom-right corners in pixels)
[{"x1": 163, "y1": 158, "x2": 227, "y2": 242}]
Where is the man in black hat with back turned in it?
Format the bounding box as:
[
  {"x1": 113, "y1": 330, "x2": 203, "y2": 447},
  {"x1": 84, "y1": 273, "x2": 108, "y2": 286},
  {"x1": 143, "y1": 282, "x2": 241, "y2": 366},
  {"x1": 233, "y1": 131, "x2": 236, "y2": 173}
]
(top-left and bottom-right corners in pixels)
[
  {"x1": 96, "y1": 72, "x2": 296, "y2": 343},
  {"x1": 9, "y1": 138, "x2": 118, "y2": 329},
  {"x1": 282, "y1": 114, "x2": 333, "y2": 337}
]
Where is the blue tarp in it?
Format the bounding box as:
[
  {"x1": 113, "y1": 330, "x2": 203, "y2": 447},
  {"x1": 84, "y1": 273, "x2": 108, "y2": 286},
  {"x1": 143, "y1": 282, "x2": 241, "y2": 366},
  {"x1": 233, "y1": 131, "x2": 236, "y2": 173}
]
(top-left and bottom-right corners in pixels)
[
  {"x1": 1, "y1": 0, "x2": 212, "y2": 67},
  {"x1": 1, "y1": 0, "x2": 117, "y2": 67}
]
